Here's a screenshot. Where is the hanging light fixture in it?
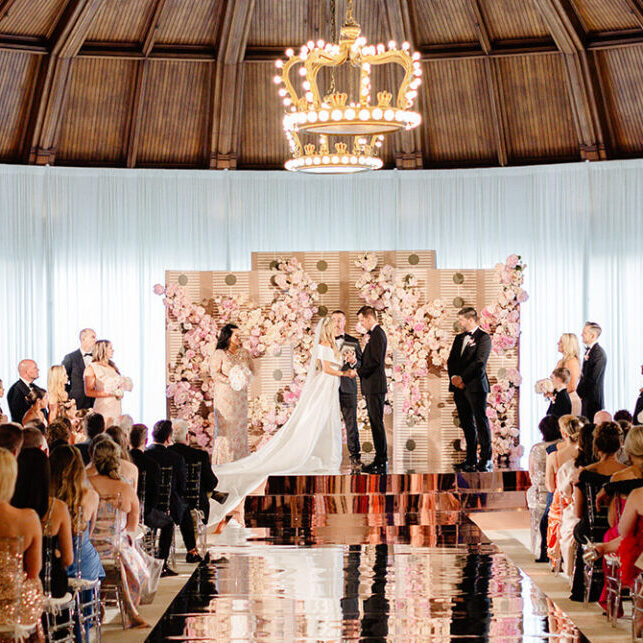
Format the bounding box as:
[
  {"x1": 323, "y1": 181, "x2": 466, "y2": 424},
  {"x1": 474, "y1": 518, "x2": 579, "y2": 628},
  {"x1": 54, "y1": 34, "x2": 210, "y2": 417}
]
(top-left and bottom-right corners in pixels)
[{"x1": 274, "y1": 0, "x2": 422, "y2": 174}]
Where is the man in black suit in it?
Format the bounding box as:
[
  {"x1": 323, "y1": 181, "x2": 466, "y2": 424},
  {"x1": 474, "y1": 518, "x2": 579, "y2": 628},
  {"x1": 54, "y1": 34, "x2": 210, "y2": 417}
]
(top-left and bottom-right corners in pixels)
[
  {"x1": 169, "y1": 419, "x2": 219, "y2": 523},
  {"x1": 332, "y1": 310, "x2": 364, "y2": 471},
  {"x1": 129, "y1": 423, "x2": 161, "y2": 523},
  {"x1": 75, "y1": 413, "x2": 105, "y2": 465},
  {"x1": 577, "y1": 321, "x2": 608, "y2": 421},
  {"x1": 146, "y1": 420, "x2": 202, "y2": 573},
  {"x1": 447, "y1": 307, "x2": 492, "y2": 472},
  {"x1": 634, "y1": 364, "x2": 643, "y2": 425},
  {"x1": 62, "y1": 328, "x2": 96, "y2": 410},
  {"x1": 7, "y1": 359, "x2": 43, "y2": 424},
  {"x1": 547, "y1": 367, "x2": 572, "y2": 418},
  {"x1": 356, "y1": 306, "x2": 388, "y2": 474}
]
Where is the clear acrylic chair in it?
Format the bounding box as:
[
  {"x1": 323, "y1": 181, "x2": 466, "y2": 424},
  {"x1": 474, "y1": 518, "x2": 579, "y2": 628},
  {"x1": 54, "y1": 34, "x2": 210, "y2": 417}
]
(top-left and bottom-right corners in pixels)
[{"x1": 186, "y1": 462, "x2": 207, "y2": 554}]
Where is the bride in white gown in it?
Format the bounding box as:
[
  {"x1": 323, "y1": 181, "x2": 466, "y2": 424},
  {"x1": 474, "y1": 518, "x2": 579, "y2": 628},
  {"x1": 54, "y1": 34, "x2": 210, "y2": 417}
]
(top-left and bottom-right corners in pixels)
[{"x1": 209, "y1": 317, "x2": 355, "y2": 526}]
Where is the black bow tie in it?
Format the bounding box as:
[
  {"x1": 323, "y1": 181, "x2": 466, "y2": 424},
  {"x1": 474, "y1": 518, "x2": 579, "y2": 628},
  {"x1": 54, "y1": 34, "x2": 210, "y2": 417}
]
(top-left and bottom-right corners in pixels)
[
  {"x1": 584, "y1": 345, "x2": 591, "y2": 353},
  {"x1": 464, "y1": 331, "x2": 473, "y2": 337},
  {"x1": 83, "y1": 352, "x2": 92, "y2": 357},
  {"x1": 335, "y1": 335, "x2": 344, "y2": 340}
]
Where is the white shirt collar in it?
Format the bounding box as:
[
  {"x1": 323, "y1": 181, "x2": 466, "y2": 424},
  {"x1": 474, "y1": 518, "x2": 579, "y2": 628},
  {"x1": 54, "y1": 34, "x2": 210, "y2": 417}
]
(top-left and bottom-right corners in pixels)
[
  {"x1": 586, "y1": 340, "x2": 598, "y2": 350},
  {"x1": 19, "y1": 377, "x2": 33, "y2": 388}
]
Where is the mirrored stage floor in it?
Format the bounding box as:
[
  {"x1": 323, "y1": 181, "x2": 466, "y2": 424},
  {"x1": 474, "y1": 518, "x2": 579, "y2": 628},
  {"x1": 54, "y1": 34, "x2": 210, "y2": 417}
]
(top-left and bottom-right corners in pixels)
[{"x1": 146, "y1": 473, "x2": 588, "y2": 642}]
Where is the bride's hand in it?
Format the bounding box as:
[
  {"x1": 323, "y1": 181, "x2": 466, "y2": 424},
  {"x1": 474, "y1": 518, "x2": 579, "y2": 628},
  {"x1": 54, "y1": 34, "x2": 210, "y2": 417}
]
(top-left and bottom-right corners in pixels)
[{"x1": 346, "y1": 369, "x2": 357, "y2": 379}]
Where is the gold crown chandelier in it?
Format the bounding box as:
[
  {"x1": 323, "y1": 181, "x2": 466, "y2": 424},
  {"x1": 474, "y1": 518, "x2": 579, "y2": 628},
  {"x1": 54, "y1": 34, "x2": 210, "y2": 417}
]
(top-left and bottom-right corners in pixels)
[{"x1": 274, "y1": 0, "x2": 423, "y2": 174}]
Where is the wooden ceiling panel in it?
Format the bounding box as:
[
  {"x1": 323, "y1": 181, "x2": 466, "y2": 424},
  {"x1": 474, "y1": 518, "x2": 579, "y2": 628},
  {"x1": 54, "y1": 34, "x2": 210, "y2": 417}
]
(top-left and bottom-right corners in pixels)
[
  {"x1": 595, "y1": 46, "x2": 643, "y2": 153},
  {"x1": 421, "y1": 58, "x2": 496, "y2": 162},
  {"x1": 248, "y1": 0, "x2": 319, "y2": 47},
  {"x1": 0, "y1": 0, "x2": 66, "y2": 38},
  {"x1": 137, "y1": 60, "x2": 211, "y2": 165},
  {"x1": 480, "y1": 0, "x2": 550, "y2": 40},
  {"x1": 409, "y1": 0, "x2": 478, "y2": 45},
  {"x1": 155, "y1": 0, "x2": 223, "y2": 46},
  {"x1": 497, "y1": 54, "x2": 578, "y2": 160},
  {"x1": 240, "y1": 62, "x2": 289, "y2": 167},
  {"x1": 56, "y1": 58, "x2": 138, "y2": 163},
  {"x1": 568, "y1": 0, "x2": 640, "y2": 33},
  {"x1": 0, "y1": 51, "x2": 39, "y2": 158},
  {"x1": 85, "y1": 0, "x2": 157, "y2": 43}
]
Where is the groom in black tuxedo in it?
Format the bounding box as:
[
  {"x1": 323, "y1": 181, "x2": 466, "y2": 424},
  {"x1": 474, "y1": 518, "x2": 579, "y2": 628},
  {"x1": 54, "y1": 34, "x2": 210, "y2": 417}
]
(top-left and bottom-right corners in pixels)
[
  {"x1": 577, "y1": 321, "x2": 607, "y2": 421},
  {"x1": 356, "y1": 306, "x2": 388, "y2": 474},
  {"x1": 447, "y1": 307, "x2": 492, "y2": 472},
  {"x1": 62, "y1": 328, "x2": 96, "y2": 410}
]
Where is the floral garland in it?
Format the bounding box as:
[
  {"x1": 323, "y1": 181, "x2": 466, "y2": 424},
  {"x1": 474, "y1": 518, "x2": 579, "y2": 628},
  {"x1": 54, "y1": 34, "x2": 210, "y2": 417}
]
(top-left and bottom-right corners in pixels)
[
  {"x1": 479, "y1": 254, "x2": 528, "y2": 459},
  {"x1": 155, "y1": 257, "x2": 319, "y2": 450},
  {"x1": 354, "y1": 253, "x2": 450, "y2": 425}
]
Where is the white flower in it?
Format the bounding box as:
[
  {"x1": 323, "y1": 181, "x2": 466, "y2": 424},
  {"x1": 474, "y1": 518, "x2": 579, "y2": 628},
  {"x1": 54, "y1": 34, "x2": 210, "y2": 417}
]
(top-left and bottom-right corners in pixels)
[{"x1": 229, "y1": 365, "x2": 251, "y2": 391}]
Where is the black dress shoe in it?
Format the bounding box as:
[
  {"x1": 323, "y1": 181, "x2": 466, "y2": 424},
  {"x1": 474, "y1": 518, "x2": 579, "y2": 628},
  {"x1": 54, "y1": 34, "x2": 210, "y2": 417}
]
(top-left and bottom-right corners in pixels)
[
  {"x1": 454, "y1": 461, "x2": 476, "y2": 473},
  {"x1": 161, "y1": 565, "x2": 178, "y2": 577},
  {"x1": 361, "y1": 461, "x2": 387, "y2": 474},
  {"x1": 186, "y1": 551, "x2": 203, "y2": 563},
  {"x1": 212, "y1": 491, "x2": 230, "y2": 504},
  {"x1": 476, "y1": 460, "x2": 493, "y2": 472},
  {"x1": 349, "y1": 455, "x2": 362, "y2": 468}
]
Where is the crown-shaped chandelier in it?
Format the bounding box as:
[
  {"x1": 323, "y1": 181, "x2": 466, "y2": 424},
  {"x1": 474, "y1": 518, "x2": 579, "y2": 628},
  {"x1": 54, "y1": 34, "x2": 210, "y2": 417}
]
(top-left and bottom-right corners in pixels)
[{"x1": 274, "y1": 0, "x2": 422, "y2": 174}]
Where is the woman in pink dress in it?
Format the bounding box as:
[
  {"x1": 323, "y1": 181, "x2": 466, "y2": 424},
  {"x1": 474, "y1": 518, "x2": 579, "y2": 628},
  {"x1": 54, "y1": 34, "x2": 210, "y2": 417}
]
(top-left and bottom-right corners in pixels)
[{"x1": 555, "y1": 333, "x2": 582, "y2": 415}]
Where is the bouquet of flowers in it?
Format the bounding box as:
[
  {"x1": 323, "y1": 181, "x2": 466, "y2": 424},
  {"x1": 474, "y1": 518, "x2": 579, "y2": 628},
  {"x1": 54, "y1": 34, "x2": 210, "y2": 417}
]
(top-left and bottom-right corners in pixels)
[
  {"x1": 534, "y1": 378, "x2": 553, "y2": 396},
  {"x1": 103, "y1": 375, "x2": 134, "y2": 397},
  {"x1": 229, "y1": 365, "x2": 251, "y2": 392},
  {"x1": 341, "y1": 345, "x2": 356, "y2": 364}
]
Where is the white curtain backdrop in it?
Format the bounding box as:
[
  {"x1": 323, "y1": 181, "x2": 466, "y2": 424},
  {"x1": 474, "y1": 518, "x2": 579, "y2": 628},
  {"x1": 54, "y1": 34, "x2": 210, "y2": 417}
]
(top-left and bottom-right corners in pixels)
[{"x1": 1, "y1": 161, "x2": 641, "y2": 455}]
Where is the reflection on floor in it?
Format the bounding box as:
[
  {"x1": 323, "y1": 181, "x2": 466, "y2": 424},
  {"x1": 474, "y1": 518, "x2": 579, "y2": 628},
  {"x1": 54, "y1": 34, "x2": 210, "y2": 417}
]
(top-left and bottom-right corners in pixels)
[{"x1": 146, "y1": 473, "x2": 588, "y2": 642}]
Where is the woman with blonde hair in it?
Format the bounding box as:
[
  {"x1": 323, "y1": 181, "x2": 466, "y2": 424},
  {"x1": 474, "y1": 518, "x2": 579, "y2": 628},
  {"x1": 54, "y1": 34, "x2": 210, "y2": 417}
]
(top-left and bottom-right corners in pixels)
[
  {"x1": 84, "y1": 340, "x2": 131, "y2": 426},
  {"x1": 47, "y1": 365, "x2": 76, "y2": 423},
  {"x1": 0, "y1": 447, "x2": 44, "y2": 627},
  {"x1": 556, "y1": 333, "x2": 582, "y2": 415}
]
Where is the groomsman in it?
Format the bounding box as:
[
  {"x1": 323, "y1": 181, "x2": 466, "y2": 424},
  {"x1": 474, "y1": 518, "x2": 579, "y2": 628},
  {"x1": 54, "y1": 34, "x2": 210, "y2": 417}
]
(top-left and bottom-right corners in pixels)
[
  {"x1": 447, "y1": 307, "x2": 492, "y2": 472},
  {"x1": 7, "y1": 359, "x2": 43, "y2": 424},
  {"x1": 356, "y1": 306, "x2": 388, "y2": 474},
  {"x1": 331, "y1": 310, "x2": 363, "y2": 471},
  {"x1": 577, "y1": 321, "x2": 607, "y2": 421},
  {"x1": 62, "y1": 328, "x2": 96, "y2": 410},
  {"x1": 547, "y1": 367, "x2": 572, "y2": 418}
]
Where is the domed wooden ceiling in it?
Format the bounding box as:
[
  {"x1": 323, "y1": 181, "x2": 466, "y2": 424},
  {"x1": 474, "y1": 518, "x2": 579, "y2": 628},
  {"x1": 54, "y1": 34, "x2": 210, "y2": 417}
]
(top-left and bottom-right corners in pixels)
[{"x1": 0, "y1": 0, "x2": 642, "y2": 170}]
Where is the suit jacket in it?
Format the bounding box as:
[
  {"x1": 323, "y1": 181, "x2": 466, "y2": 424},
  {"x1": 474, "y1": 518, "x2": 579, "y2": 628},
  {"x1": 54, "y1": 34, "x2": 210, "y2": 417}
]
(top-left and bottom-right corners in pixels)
[
  {"x1": 62, "y1": 349, "x2": 94, "y2": 410},
  {"x1": 130, "y1": 448, "x2": 161, "y2": 517},
  {"x1": 337, "y1": 333, "x2": 363, "y2": 396},
  {"x1": 447, "y1": 328, "x2": 491, "y2": 394},
  {"x1": 547, "y1": 388, "x2": 572, "y2": 418},
  {"x1": 145, "y1": 443, "x2": 187, "y2": 523},
  {"x1": 633, "y1": 391, "x2": 643, "y2": 425},
  {"x1": 7, "y1": 379, "x2": 33, "y2": 423},
  {"x1": 357, "y1": 325, "x2": 388, "y2": 395},
  {"x1": 76, "y1": 440, "x2": 91, "y2": 466},
  {"x1": 169, "y1": 443, "x2": 218, "y2": 516},
  {"x1": 577, "y1": 343, "x2": 607, "y2": 410}
]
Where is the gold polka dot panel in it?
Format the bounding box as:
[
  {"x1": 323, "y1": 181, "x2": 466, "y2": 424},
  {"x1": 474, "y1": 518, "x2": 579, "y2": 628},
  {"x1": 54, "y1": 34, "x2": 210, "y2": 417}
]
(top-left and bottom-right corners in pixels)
[
  {"x1": 269, "y1": 260, "x2": 279, "y2": 270},
  {"x1": 273, "y1": 369, "x2": 283, "y2": 381},
  {"x1": 178, "y1": 274, "x2": 188, "y2": 286},
  {"x1": 317, "y1": 283, "x2": 328, "y2": 294},
  {"x1": 497, "y1": 367, "x2": 507, "y2": 379},
  {"x1": 453, "y1": 296, "x2": 464, "y2": 308},
  {"x1": 408, "y1": 254, "x2": 419, "y2": 266},
  {"x1": 318, "y1": 305, "x2": 328, "y2": 317},
  {"x1": 406, "y1": 439, "x2": 416, "y2": 451},
  {"x1": 453, "y1": 272, "x2": 464, "y2": 284},
  {"x1": 362, "y1": 442, "x2": 373, "y2": 453},
  {"x1": 316, "y1": 260, "x2": 328, "y2": 271},
  {"x1": 225, "y1": 274, "x2": 237, "y2": 286}
]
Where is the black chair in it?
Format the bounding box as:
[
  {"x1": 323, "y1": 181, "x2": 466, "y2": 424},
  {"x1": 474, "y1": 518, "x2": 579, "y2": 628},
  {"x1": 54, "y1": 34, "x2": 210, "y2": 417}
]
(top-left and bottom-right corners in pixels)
[
  {"x1": 42, "y1": 531, "x2": 76, "y2": 642},
  {"x1": 155, "y1": 467, "x2": 175, "y2": 567}
]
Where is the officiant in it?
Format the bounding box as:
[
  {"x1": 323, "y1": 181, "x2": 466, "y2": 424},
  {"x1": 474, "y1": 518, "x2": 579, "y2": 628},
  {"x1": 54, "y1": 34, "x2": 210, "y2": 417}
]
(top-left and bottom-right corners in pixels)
[{"x1": 332, "y1": 310, "x2": 363, "y2": 471}]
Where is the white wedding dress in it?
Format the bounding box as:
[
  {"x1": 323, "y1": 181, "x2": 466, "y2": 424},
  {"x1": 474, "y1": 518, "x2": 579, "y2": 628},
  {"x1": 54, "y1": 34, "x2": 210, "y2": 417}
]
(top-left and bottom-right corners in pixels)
[{"x1": 209, "y1": 324, "x2": 342, "y2": 526}]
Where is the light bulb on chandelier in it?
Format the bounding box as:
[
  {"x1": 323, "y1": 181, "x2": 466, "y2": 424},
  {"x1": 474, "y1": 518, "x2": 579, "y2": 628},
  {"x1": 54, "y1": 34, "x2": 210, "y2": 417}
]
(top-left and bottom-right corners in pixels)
[{"x1": 275, "y1": 0, "x2": 422, "y2": 174}]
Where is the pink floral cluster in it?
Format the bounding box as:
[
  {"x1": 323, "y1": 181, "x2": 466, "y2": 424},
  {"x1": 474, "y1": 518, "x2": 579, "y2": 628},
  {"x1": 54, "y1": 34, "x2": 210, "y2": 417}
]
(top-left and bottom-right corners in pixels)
[
  {"x1": 355, "y1": 253, "x2": 450, "y2": 425},
  {"x1": 480, "y1": 254, "x2": 528, "y2": 459}
]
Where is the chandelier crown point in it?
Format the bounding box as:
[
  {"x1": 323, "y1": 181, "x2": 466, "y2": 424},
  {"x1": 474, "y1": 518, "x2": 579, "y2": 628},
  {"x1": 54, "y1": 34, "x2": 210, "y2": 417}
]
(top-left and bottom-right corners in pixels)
[
  {"x1": 335, "y1": 142, "x2": 348, "y2": 154},
  {"x1": 377, "y1": 91, "x2": 393, "y2": 107},
  {"x1": 326, "y1": 92, "x2": 348, "y2": 107}
]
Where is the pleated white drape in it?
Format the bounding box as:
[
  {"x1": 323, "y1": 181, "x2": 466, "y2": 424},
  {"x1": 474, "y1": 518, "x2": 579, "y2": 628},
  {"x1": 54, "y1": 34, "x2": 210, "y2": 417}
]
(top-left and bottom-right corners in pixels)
[{"x1": 0, "y1": 161, "x2": 641, "y2": 455}]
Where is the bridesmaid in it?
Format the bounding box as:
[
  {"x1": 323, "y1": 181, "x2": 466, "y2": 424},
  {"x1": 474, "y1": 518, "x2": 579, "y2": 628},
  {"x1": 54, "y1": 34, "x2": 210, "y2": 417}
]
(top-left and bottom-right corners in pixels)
[
  {"x1": 84, "y1": 340, "x2": 125, "y2": 426},
  {"x1": 209, "y1": 324, "x2": 254, "y2": 464},
  {"x1": 556, "y1": 333, "x2": 582, "y2": 415}
]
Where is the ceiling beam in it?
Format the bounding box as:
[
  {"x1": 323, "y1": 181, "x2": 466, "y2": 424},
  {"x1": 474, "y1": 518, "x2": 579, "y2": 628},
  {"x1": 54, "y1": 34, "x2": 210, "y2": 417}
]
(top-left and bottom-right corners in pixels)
[
  {"x1": 142, "y1": 0, "x2": 168, "y2": 57},
  {"x1": 125, "y1": 60, "x2": 148, "y2": 167},
  {"x1": 209, "y1": 0, "x2": 255, "y2": 169},
  {"x1": 379, "y1": 0, "x2": 423, "y2": 168},
  {"x1": 27, "y1": 0, "x2": 106, "y2": 165},
  {"x1": 0, "y1": 35, "x2": 48, "y2": 54},
  {"x1": 534, "y1": 0, "x2": 609, "y2": 160},
  {"x1": 464, "y1": 0, "x2": 509, "y2": 166}
]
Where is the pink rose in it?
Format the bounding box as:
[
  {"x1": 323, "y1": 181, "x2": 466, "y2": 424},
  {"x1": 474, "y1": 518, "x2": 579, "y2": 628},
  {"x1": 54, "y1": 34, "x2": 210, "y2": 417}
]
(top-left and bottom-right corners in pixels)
[
  {"x1": 153, "y1": 283, "x2": 165, "y2": 295},
  {"x1": 506, "y1": 254, "x2": 519, "y2": 269}
]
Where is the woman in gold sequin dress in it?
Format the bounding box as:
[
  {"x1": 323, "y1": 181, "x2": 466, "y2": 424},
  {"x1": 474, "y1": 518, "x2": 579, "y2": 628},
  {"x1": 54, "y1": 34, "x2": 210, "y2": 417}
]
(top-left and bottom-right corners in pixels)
[{"x1": 210, "y1": 324, "x2": 254, "y2": 464}]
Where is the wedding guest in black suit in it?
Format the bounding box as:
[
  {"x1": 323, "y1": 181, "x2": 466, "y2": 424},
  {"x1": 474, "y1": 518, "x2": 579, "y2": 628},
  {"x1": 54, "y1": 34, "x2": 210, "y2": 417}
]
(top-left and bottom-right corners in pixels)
[
  {"x1": 75, "y1": 412, "x2": 105, "y2": 465},
  {"x1": 577, "y1": 321, "x2": 607, "y2": 421},
  {"x1": 146, "y1": 420, "x2": 201, "y2": 573},
  {"x1": 447, "y1": 307, "x2": 492, "y2": 472},
  {"x1": 547, "y1": 368, "x2": 573, "y2": 418},
  {"x1": 0, "y1": 423, "x2": 23, "y2": 456},
  {"x1": 169, "y1": 419, "x2": 219, "y2": 523},
  {"x1": 634, "y1": 364, "x2": 643, "y2": 425},
  {"x1": 62, "y1": 328, "x2": 96, "y2": 410},
  {"x1": 129, "y1": 423, "x2": 161, "y2": 524},
  {"x1": 356, "y1": 306, "x2": 388, "y2": 474},
  {"x1": 332, "y1": 310, "x2": 364, "y2": 471},
  {"x1": 7, "y1": 360, "x2": 45, "y2": 424}
]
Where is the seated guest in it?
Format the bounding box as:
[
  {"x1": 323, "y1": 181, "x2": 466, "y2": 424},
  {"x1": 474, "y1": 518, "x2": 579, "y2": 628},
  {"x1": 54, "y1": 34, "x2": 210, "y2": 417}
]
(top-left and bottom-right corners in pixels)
[
  {"x1": 24, "y1": 418, "x2": 46, "y2": 436},
  {"x1": 0, "y1": 447, "x2": 44, "y2": 627},
  {"x1": 22, "y1": 387, "x2": 48, "y2": 426},
  {"x1": 87, "y1": 437, "x2": 149, "y2": 629},
  {"x1": 76, "y1": 413, "x2": 105, "y2": 465},
  {"x1": 0, "y1": 378, "x2": 7, "y2": 422},
  {"x1": 547, "y1": 368, "x2": 572, "y2": 418},
  {"x1": 46, "y1": 418, "x2": 73, "y2": 451},
  {"x1": 146, "y1": 420, "x2": 202, "y2": 571},
  {"x1": 49, "y1": 445, "x2": 104, "y2": 637},
  {"x1": 527, "y1": 415, "x2": 561, "y2": 559},
  {"x1": 129, "y1": 424, "x2": 161, "y2": 524},
  {"x1": 22, "y1": 426, "x2": 48, "y2": 453},
  {"x1": 615, "y1": 409, "x2": 633, "y2": 424},
  {"x1": 105, "y1": 425, "x2": 138, "y2": 490},
  {"x1": 0, "y1": 422, "x2": 23, "y2": 455},
  {"x1": 47, "y1": 365, "x2": 77, "y2": 423},
  {"x1": 7, "y1": 359, "x2": 42, "y2": 423},
  {"x1": 169, "y1": 419, "x2": 219, "y2": 523},
  {"x1": 594, "y1": 410, "x2": 612, "y2": 424}
]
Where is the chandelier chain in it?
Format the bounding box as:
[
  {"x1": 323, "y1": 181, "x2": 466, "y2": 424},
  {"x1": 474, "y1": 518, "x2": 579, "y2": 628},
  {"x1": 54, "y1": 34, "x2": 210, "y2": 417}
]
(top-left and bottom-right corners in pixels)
[{"x1": 328, "y1": 0, "x2": 337, "y2": 95}]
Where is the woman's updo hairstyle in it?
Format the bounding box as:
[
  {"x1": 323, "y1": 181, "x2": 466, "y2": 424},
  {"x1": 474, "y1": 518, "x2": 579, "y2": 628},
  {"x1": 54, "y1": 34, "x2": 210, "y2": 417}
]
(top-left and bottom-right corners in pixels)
[
  {"x1": 558, "y1": 414, "x2": 582, "y2": 442},
  {"x1": 624, "y1": 425, "x2": 643, "y2": 459},
  {"x1": 91, "y1": 436, "x2": 121, "y2": 480},
  {"x1": 593, "y1": 421, "x2": 622, "y2": 456}
]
